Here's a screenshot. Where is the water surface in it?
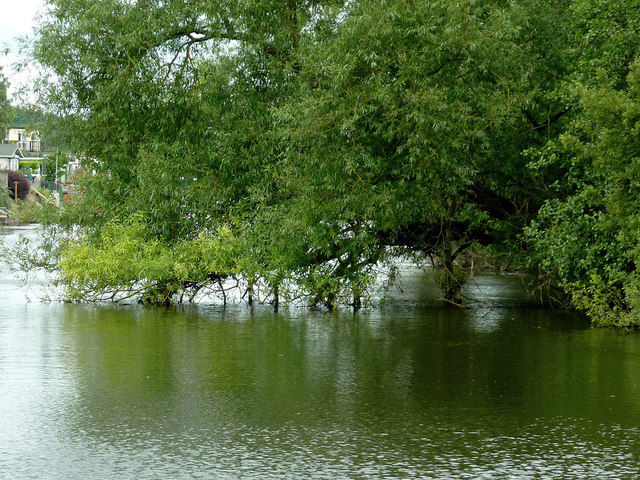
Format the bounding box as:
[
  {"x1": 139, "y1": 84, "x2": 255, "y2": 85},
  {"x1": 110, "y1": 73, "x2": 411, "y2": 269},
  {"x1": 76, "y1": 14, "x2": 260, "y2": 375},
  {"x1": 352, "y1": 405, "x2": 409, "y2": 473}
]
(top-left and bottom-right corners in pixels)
[{"x1": 1, "y1": 225, "x2": 639, "y2": 479}]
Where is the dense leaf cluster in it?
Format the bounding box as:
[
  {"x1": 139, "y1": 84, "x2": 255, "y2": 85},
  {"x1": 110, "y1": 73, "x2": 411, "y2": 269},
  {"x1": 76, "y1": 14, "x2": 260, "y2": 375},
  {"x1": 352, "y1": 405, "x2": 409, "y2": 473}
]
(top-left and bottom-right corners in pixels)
[
  {"x1": 522, "y1": 1, "x2": 640, "y2": 326},
  {"x1": 7, "y1": 171, "x2": 31, "y2": 200},
  {"x1": 24, "y1": 0, "x2": 640, "y2": 324},
  {"x1": 0, "y1": 68, "x2": 11, "y2": 135}
]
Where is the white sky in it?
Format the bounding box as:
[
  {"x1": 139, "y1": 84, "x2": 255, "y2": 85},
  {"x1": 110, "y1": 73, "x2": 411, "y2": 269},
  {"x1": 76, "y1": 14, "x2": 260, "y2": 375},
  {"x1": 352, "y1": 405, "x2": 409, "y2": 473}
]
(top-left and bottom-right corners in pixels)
[{"x1": 0, "y1": 0, "x2": 47, "y2": 98}]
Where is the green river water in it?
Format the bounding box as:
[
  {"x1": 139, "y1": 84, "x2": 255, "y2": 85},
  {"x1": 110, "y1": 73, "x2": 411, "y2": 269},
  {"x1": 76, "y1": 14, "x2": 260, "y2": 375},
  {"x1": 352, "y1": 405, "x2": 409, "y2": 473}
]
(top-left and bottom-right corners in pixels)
[{"x1": 1, "y1": 225, "x2": 640, "y2": 479}]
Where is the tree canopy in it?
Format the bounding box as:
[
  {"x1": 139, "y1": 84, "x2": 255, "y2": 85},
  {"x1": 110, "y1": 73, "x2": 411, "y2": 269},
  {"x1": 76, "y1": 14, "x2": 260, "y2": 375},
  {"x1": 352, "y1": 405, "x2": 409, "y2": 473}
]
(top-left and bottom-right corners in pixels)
[
  {"x1": 0, "y1": 68, "x2": 12, "y2": 136},
  {"x1": 24, "y1": 0, "x2": 640, "y2": 325},
  {"x1": 524, "y1": 0, "x2": 640, "y2": 326}
]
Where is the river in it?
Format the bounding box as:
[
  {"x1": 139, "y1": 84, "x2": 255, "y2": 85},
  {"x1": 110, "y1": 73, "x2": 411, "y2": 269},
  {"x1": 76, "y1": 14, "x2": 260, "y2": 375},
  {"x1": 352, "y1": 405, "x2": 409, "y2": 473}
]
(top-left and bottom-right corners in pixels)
[{"x1": 1, "y1": 225, "x2": 640, "y2": 479}]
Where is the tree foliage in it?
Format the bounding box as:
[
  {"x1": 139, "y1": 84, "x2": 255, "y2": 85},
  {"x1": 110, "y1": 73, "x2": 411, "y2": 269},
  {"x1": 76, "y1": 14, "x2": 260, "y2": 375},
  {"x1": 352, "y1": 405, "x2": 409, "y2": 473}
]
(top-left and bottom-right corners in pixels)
[
  {"x1": 59, "y1": 215, "x2": 240, "y2": 304},
  {"x1": 274, "y1": 0, "x2": 572, "y2": 301},
  {"x1": 0, "y1": 68, "x2": 12, "y2": 135},
  {"x1": 0, "y1": 177, "x2": 10, "y2": 208},
  {"x1": 7, "y1": 171, "x2": 31, "y2": 200},
  {"x1": 523, "y1": 0, "x2": 640, "y2": 326},
  {"x1": 25, "y1": 0, "x2": 640, "y2": 324}
]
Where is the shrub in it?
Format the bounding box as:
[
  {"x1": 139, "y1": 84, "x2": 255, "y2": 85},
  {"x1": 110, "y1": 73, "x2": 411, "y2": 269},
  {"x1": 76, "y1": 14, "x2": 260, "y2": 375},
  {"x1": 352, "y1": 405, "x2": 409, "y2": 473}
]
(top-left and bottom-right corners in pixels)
[
  {"x1": 7, "y1": 171, "x2": 31, "y2": 200},
  {"x1": 0, "y1": 186, "x2": 9, "y2": 208},
  {"x1": 19, "y1": 161, "x2": 41, "y2": 174}
]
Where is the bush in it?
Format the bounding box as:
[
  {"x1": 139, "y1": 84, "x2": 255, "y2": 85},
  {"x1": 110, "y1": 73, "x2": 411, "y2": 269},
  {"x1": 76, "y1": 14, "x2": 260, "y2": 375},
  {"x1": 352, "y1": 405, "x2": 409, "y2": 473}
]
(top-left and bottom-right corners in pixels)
[
  {"x1": 19, "y1": 161, "x2": 41, "y2": 174},
  {"x1": 0, "y1": 186, "x2": 9, "y2": 208},
  {"x1": 7, "y1": 171, "x2": 31, "y2": 200}
]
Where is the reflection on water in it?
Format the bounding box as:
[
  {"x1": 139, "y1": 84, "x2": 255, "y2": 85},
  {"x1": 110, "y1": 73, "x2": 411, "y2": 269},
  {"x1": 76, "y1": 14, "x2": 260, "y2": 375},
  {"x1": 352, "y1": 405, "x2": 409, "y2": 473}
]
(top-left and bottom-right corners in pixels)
[{"x1": 1, "y1": 226, "x2": 640, "y2": 479}]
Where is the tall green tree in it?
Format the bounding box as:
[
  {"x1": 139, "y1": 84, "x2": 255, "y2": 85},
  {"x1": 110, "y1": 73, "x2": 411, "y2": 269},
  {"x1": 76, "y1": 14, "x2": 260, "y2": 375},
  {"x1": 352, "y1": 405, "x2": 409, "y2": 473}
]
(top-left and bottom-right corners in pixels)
[
  {"x1": 272, "y1": 0, "x2": 573, "y2": 303},
  {"x1": 0, "y1": 68, "x2": 13, "y2": 139},
  {"x1": 31, "y1": 0, "x2": 572, "y2": 307},
  {"x1": 33, "y1": 0, "x2": 352, "y2": 304}
]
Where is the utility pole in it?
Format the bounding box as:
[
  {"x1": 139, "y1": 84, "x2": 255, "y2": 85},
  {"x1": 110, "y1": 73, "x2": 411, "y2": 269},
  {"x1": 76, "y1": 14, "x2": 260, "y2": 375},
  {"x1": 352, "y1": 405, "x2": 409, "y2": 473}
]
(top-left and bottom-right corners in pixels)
[{"x1": 14, "y1": 181, "x2": 18, "y2": 204}]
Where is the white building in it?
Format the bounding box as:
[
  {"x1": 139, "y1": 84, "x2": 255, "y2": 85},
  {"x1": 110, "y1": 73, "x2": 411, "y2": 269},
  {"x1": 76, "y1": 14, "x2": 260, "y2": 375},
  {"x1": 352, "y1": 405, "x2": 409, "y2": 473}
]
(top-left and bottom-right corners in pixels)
[{"x1": 0, "y1": 144, "x2": 24, "y2": 171}]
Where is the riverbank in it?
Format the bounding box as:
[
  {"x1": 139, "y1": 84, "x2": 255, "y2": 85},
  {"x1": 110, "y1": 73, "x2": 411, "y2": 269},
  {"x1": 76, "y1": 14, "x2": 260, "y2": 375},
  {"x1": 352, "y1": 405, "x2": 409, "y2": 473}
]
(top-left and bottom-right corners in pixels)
[
  {"x1": 0, "y1": 217, "x2": 23, "y2": 226},
  {"x1": 1, "y1": 186, "x2": 59, "y2": 226}
]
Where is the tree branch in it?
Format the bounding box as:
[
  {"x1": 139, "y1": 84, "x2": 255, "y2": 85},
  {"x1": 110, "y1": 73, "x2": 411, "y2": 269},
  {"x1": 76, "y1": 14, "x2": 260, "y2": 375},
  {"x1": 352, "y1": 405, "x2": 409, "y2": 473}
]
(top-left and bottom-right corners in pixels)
[{"x1": 523, "y1": 106, "x2": 572, "y2": 130}]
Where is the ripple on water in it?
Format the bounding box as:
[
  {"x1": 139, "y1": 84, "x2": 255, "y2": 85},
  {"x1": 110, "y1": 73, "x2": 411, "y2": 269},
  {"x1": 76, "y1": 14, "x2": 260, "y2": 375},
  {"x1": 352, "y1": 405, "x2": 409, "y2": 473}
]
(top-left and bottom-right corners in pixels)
[{"x1": 0, "y1": 227, "x2": 639, "y2": 479}]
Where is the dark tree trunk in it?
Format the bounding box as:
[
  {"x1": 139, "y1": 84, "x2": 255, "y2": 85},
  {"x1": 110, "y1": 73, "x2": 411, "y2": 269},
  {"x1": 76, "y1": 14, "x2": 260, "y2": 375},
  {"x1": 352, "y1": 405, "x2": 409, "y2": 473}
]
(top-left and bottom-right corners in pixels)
[{"x1": 436, "y1": 238, "x2": 463, "y2": 305}]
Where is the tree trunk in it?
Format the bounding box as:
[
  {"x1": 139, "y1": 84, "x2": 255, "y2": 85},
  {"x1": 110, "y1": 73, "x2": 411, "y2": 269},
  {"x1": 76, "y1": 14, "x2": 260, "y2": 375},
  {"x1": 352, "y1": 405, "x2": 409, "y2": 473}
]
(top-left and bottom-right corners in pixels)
[
  {"x1": 436, "y1": 238, "x2": 463, "y2": 305},
  {"x1": 247, "y1": 276, "x2": 254, "y2": 306},
  {"x1": 273, "y1": 285, "x2": 279, "y2": 311}
]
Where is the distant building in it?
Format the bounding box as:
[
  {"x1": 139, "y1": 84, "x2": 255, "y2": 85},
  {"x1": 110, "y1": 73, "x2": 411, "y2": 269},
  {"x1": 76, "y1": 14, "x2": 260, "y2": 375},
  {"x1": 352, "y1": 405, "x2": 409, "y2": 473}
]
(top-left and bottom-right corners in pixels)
[
  {"x1": 5, "y1": 126, "x2": 44, "y2": 154},
  {"x1": 67, "y1": 156, "x2": 82, "y2": 180},
  {"x1": 0, "y1": 144, "x2": 24, "y2": 171}
]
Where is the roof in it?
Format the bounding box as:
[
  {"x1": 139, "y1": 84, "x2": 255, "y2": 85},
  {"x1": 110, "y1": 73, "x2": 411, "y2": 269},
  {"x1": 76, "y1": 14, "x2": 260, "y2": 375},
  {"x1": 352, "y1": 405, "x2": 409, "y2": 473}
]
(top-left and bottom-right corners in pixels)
[{"x1": 0, "y1": 145, "x2": 24, "y2": 158}]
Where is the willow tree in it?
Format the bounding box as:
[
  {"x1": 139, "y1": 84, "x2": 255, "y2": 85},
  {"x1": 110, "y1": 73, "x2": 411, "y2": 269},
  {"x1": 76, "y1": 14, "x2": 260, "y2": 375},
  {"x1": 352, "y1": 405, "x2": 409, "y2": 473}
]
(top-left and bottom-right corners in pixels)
[
  {"x1": 34, "y1": 0, "x2": 328, "y2": 230},
  {"x1": 272, "y1": 0, "x2": 573, "y2": 303},
  {"x1": 33, "y1": 0, "x2": 350, "y2": 304},
  {"x1": 31, "y1": 0, "x2": 570, "y2": 306}
]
